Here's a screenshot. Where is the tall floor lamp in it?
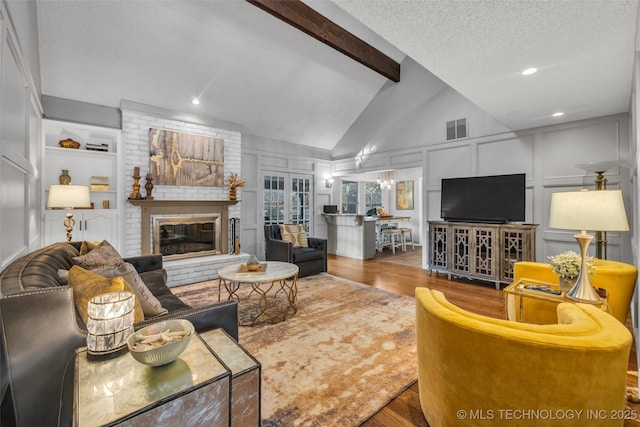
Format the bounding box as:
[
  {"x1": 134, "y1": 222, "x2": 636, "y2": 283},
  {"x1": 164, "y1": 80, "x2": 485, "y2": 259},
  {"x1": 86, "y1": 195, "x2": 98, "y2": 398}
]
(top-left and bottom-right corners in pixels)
[
  {"x1": 575, "y1": 160, "x2": 630, "y2": 259},
  {"x1": 47, "y1": 185, "x2": 91, "y2": 241},
  {"x1": 548, "y1": 189, "x2": 629, "y2": 303}
]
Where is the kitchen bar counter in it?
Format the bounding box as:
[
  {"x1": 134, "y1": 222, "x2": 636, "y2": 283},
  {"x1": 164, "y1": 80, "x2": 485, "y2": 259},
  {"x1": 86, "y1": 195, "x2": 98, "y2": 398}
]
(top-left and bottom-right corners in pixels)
[{"x1": 322, "y1": 214, "x2": 377, "y2": 260}]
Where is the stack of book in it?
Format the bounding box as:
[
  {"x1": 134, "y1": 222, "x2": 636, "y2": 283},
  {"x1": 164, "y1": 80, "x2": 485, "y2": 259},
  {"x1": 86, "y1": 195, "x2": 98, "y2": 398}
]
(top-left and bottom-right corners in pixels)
[
  {"x1": 86, "y1": 143, "x2": 109, "y2": 152},
  {"x1": 90, "y1": 176, "x2": 109, "y2": 191}
]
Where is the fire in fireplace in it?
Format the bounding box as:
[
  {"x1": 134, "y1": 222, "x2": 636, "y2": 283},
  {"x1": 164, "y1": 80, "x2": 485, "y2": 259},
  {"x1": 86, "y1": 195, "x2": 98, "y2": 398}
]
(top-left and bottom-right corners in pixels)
[{"x1": 152, "y1": 215, "x2": 221, "y2": 260}]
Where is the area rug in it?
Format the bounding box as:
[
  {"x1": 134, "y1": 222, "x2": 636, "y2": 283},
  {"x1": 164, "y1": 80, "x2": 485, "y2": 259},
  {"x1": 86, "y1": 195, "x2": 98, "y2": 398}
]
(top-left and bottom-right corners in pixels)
[{"x1": 172, "y1": 273, "x2": 418, "y2": 426}]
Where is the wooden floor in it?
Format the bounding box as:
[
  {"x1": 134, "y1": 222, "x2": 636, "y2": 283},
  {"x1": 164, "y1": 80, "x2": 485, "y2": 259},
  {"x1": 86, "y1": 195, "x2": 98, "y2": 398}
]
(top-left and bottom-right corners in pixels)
[{"x1": 327, "y1": 250, "x2": 640, "y2": 427}]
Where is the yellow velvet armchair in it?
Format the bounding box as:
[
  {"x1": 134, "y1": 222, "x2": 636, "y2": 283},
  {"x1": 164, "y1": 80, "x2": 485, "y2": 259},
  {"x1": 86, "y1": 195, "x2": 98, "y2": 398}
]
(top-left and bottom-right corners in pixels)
[
  {"x1": 416, "y1": 288, "x2": 632, "y2": 427},
  {"x1": 513, "y1": 260, "x2": 637, "y2": 324}
]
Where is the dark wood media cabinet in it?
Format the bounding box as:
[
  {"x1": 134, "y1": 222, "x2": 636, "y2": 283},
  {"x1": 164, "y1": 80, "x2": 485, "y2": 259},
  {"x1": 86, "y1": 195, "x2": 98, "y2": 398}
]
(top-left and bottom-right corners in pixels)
[{"x1": 428, "y1": 221, "x2": 538, "y2": 290}]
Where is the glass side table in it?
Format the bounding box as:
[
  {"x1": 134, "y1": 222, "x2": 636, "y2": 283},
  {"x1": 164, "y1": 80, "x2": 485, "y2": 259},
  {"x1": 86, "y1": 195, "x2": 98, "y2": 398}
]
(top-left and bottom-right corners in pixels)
[
  {"x1": 73, "y1": 335, "x2": 231, "y2": 426},
  {"x1": 503, "y1": 278, "x2": 609, "y2": 323},
  {"x1": 200, "y1": 328, "x2": 261, "y2": 427}
]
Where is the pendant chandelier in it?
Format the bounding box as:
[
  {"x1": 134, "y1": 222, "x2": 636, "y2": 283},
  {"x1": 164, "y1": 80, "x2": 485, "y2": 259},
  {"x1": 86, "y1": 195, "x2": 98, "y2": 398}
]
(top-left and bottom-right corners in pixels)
[{"x1": 376, "y1": 170, "x2": 394, "y2": 190}]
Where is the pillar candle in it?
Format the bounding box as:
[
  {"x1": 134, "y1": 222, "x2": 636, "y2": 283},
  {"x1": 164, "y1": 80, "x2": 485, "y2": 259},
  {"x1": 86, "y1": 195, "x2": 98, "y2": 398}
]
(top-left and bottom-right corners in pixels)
[{"x1": 133, "y1": 166, "x2": 140, "y2": 176}]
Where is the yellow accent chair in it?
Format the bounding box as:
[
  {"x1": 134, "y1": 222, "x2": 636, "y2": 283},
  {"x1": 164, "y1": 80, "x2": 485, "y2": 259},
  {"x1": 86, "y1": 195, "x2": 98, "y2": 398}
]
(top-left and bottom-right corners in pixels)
[
  {"x1": 513, "y1": 260, "x2": 637, "y2": 324},
  {"x1": 416, "y1": 287, "x2": 632, "y2": 427}
]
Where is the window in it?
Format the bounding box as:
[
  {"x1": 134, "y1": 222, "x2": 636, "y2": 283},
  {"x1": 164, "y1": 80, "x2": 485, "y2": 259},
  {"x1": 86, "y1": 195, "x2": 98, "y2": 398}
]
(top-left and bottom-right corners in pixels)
[
  {"x1": 341, "y1": 181, "x2": 358, "y2": 214},
  {"x1": 263, "y1": 175, "x2": 285, "y2": 225},
  {"x1": 365, "y1": 182, "x2": 382, "y2": 215},
  {"x1": 290, "y1": 176, "x2": 311, "y2": 232},
  {"x1": 263, "y1": 173, "x2": 313, "y2": 232}
]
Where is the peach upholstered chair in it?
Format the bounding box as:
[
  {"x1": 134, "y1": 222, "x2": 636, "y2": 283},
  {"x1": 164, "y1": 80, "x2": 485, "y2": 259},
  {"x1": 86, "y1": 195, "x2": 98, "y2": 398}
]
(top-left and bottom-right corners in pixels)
[
  {"x1": 512, "y1": 260, "x2": 637, "y2": 324},
  {"x1": 415, "y1": 287, "x2": 631, "y2": 427}
]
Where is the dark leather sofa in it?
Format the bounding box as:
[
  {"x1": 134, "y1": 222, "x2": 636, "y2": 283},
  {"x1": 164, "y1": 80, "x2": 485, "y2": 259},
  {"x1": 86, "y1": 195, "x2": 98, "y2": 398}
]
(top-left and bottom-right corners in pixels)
[
  {"x1": 0, "y1": 241, "x2": 238, "y2": 427},
  {"x1": 264, "y1": 225, "x2": 327, "y2": 277}
]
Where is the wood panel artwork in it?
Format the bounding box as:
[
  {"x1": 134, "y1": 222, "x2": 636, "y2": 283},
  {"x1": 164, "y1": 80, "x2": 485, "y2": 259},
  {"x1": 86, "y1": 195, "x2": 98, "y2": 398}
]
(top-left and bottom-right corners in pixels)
[{"x1": 149, "y1": 128, "x2": 224, "y2": 187}]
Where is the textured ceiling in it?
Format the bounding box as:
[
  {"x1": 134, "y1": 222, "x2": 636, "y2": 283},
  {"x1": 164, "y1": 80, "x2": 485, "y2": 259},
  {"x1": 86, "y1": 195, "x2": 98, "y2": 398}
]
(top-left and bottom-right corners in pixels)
[
  {"x1": 333, "y1": 0, "x2": 639, "y2": 130},
  {"x1": 37, "y1": 0, "x2": 639, "y2": 151}
]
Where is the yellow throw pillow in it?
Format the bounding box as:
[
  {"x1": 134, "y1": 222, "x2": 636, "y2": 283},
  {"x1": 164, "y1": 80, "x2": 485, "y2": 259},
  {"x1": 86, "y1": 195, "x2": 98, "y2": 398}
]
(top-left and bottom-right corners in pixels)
[
  {"x1": 279, "y1": 224, "x2": 309, "y2": 248},
  {"x1": 79, "y1": 240, "x2": 100, "y2": 256},
  {"x1": 92, "y1": 263, "x2": 168, "y2": 318},
  {"x1": 68, "y1": 266, "x2": 144, "y2": 324}
]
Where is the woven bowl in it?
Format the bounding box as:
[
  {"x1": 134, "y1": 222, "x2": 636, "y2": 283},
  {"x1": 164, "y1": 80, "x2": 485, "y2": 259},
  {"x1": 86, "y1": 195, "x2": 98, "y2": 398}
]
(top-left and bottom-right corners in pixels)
[
  {"x1": 58, "y1": 138, "x2": 81, "y2": 149},
  {"x1": 127, "y1": 319, "x2": 194, "y2": 367}
]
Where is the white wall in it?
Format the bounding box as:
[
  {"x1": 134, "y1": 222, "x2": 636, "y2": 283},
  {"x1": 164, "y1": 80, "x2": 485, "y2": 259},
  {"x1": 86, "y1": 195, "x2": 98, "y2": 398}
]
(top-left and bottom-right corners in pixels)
[
  {"x1": 629, "y1": 11, "x2": 640, "y2": 394},
  {"x1": 332, "y1": 57, "x2": 511, "y2": 159}
]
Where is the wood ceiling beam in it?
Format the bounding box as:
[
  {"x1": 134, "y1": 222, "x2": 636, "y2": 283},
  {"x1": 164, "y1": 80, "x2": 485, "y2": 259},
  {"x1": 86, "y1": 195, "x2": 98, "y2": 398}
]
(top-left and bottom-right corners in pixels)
[{"x1": 246, "y1": 0, "x2": 400, "y2": 82}]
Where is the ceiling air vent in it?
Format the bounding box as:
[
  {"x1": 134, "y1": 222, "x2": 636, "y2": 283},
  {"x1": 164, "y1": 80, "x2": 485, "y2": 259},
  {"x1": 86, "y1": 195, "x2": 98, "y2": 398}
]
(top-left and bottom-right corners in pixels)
[{"x1": 446, "y1": 118, "x2": 467, "y2": 141}]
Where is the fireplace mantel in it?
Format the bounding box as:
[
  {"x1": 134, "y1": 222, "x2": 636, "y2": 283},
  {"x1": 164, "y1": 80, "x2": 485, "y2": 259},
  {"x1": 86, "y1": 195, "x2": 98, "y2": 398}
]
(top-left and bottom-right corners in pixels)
[
  {"x1": 130, "y1": 199, "x2": 238, "y2": 255},
  {"x1": 129, "y1": 200, "x2": 239, "y2": 207}
]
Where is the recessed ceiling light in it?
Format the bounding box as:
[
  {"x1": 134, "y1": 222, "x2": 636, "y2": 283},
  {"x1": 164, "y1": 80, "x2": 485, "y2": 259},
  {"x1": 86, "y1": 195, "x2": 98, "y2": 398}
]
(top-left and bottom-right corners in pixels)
[
  {"x1": 191, "y1": 97, "x2": 200, "y2": 105},
  {"x1": 552, "y1": 112, "x2": 564, "y2": 117},
  {"x1": 521, "y1": 67, "x2": 537, "y2": 76}
]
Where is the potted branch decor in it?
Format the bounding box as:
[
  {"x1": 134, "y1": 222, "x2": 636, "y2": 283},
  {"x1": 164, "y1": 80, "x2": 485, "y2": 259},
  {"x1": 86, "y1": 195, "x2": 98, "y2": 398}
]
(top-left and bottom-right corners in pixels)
[{"x1": 228, "y1": 172, "x2": 245, "y2": 201}]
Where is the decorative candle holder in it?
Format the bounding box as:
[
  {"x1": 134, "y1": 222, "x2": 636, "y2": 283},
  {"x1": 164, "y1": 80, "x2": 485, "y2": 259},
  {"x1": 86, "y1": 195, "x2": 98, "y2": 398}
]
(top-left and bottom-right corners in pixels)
[
  {"x1": 144, "y1": 174, "x2": 154, "y2": 200},
  {"x1": 86, "y1": 291, "x2": 135, "y2": 358},
  {"x1": 129, "y1": 176, "x2": 142, "y2": 200}
]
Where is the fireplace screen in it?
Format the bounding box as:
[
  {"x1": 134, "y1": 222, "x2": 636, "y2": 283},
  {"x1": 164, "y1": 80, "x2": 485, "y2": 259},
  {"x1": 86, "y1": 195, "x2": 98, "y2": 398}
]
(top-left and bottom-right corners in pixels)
[{"x1": 152, "y1": 215, "x2": 221, "y2": 260}]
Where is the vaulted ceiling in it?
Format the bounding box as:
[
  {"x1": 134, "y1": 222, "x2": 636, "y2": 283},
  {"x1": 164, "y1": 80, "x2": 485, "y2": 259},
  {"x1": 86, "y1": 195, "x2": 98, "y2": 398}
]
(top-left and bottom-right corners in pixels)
[{"x1": 37, "y1": 0, "x2": 638, "y2": 152}]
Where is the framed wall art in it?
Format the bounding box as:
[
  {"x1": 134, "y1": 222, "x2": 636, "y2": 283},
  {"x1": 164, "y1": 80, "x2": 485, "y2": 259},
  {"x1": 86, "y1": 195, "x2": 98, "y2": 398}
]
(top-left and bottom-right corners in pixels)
[
  {"x1": 149, "y1": 128, "x2": 224, "y2": 187},
  {"x1": 396, "y1": 180, "x2": 414, "y2": 210}
]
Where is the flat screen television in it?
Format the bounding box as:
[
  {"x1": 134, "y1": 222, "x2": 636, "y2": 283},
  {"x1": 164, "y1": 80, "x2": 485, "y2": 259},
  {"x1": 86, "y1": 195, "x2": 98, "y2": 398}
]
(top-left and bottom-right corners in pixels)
[{"x1": 440, "y1": 173, "x2": 525, "y2": 223}]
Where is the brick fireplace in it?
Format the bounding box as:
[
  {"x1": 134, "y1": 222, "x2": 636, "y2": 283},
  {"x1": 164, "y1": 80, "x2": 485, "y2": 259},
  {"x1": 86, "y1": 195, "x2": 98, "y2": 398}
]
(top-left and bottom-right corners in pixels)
[
  {"x1": 128, "y1": 199, "x2": 247, "y2": 286},
  {"x1": 122, "y1": 106, "x2": 245, "y2": 286}
]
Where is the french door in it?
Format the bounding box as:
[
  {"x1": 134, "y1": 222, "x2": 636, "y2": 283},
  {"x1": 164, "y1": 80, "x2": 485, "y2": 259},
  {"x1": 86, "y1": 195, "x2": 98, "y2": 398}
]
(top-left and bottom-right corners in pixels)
[{"x1": 263, "y1": 172, "x2": 313, "y2": 232}]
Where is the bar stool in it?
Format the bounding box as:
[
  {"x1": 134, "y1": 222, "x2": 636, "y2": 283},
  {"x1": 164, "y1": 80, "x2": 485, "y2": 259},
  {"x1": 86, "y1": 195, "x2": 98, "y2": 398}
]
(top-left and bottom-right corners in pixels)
[
  {"x1": 399, "y1": 227, "x2": 415, "y2": 251},
  {"x1": 380, "y1": 228, "x2": 403, "y2": 254}
]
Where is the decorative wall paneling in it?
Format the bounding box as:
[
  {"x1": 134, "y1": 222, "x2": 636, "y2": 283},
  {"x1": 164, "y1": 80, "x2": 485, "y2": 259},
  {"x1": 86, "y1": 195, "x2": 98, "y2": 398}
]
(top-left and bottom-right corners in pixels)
[
  {"x1": 627, "y1": 51, "x2": 639, "y2": 383},
  {"x1": 336, "y1": 114, "x2": 631, "y2": 268},
  {"x1": 240, "y1": 151, "x2": 259, "y2": 257},
  {"x1": 241, "y1": 148, "x2": 330, "y2": 260},
  {"x1": 0, "y1": 3, "x2": 43, "y2": 269}
]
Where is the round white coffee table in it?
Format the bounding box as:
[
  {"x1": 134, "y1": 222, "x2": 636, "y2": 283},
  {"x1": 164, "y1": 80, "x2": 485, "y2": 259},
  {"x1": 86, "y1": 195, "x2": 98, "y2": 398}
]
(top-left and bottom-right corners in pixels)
[{"x1": 217, "y1": 261, "x2": 299, "y2": 326}]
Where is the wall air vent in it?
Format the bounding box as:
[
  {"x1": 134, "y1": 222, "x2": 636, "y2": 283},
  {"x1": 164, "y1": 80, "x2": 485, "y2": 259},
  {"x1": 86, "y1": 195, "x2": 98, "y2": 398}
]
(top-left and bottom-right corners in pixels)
[{"x1": 446, "y1": 118, "x2": 467, "y2": 141}]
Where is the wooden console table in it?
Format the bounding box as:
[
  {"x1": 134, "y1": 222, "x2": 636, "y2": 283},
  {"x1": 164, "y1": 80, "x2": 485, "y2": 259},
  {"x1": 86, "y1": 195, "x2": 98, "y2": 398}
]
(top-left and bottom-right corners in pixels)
[{"x1": 428, "y1": 221, "x2": 537, "y2": 289}]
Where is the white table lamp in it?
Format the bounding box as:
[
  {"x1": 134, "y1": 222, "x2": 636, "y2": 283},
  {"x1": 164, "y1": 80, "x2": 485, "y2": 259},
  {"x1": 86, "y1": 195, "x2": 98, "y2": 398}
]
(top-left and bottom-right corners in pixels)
[
  {"x1": 46, "y1": 185, "x2": 91, "y2": 241},
  {"x1": 549, "y1": 189, "x2": 629, "y2": 303}
]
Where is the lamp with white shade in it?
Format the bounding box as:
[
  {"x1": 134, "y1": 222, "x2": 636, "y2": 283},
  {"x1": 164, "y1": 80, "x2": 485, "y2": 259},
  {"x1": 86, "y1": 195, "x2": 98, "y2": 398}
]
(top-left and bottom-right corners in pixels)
[
  {"x1": 46, "y1": 185, "x2": 91, "y2": 241},
  {"x1": 548, "y1": 189, "x2": 629, "y2": 303},
  {"x1": 575, "y1": 160, "x2": 631, "y2": 259}
]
